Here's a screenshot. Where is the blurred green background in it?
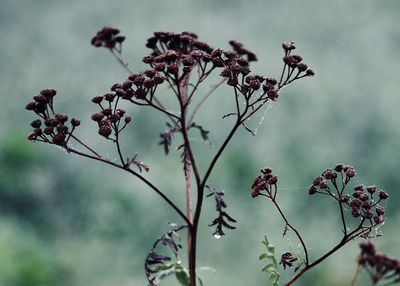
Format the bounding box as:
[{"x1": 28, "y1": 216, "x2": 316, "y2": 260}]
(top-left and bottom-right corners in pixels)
[{"x1": 1, "y1": 0, "x2": 399, "y2": 285}]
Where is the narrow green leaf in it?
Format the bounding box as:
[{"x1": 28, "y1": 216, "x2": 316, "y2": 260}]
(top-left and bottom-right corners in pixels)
[
  {"x1": 261, "y1": 263, "x2": 275, "y2": 272},
  {"x1": 175, "y1": 270, "x2": 190, "y2": 286}
]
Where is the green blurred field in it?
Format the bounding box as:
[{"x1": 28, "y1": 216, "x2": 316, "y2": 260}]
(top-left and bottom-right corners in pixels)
[{"x1": 1, "y1": 1, "x2": 399, "y2": 285}]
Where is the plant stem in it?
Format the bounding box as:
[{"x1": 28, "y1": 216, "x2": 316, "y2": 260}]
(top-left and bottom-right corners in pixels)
[
  {"x1": 270, "y1": 197, "x2": 309, "y2": 264},
  {"x1": 65, "y1": 145, "x2": 190, "y2": 226}
]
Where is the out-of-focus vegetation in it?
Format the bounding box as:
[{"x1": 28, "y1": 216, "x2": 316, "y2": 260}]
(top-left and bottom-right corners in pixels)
[{"x1": 1, "y1": 0, "x2": 399, "y2": 285}]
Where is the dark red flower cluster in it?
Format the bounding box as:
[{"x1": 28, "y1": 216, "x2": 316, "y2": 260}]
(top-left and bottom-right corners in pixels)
[
  {"x1": 26, "y1": 89, "x2": 80, "y2": 146},
  {"x1": 250, "y1": 167, "x2": 278, "y2": 198},
  {"x1": 358, "y1": 240, "x2": 400, "y2": 284},
  {"x1": 308, "y1": 164, "x2": 388, "y2": 223},
  {"x1": 90, "y1": 95, "x2": 132, "y2": 138},
  {"x1": 91, "y1": 27, "x2": 125, "y2": 49}
]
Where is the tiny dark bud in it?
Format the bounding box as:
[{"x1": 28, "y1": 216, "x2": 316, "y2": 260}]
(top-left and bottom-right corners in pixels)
[
  {"x1": 27, "y1": 132, "x2": 37, "y2": 141},
  {"x1": 351, "y1": 207, "x2": 361, "y2": 217},
  {"x1": 144, "y1": 68, "x2": 157, "y2": 78},
  {"x1": 319, "y1": 180, "x2": 328, "y2": 189},
  {"x1": 92, "y1": 96, "x2": 104, "y2": 104},
  {"x1": 116, "y1": 109, "x2": 126, "y2": 117},
  {"x1": 71, "y1": 118, "x2": 80, "y2": 127},
  {"x1": 56, "y1": 125, "x2": 69, "y2": 133},
  {"x1": 379, "y1": 190, "x2": 389, "y2": 200},
  {"x1": 45, "y1": 117, "x2": 58, "y2": 127},
  {"x1": 350, "y1": 199, "x2": 362, "y2": 208},
  {"x1": 104, "y1": 92, "x2": 116, "y2": 102},
  {"x1": 55, "y1": 113, "x2": 68, "y2": 123},
  {"x1": 154, "y1": 63, "x2": 165, "y2": 71},
  {"x1": 359, "y1": 193, "x2": 369, "y2": 202},
  {"x1": 297, "y1": 63, "x2": 308, "y2": 72},
  {"x1": 354, "y1": 184, "x2": 365, "y2": 191},
  {"x1": 249, "y1": 80, "x2": 261, "y2": 90},
  {"x1": 260, "y1": 167, "x2": 272, "y2": 174},
  {"x1": 309, "y1": 185, "x2": 317, "y2": 195},
  {"x1": 153, "y1": 74, "x2": 164, "y2": 85},
  {"x1": 115, "y1": 88, "x2": 126, "y2": 97},
  {"x1": 367, "y1": 185, "x2": 376, "y2": 194},
  {"x1": 334, "y1": 163, "x2": 344, "y2": 172},
  {"x1": 292, "y1": 55, "x2": 303, "y2": 63},
  {"x1": 267, "y1": 89, "x2": 279, "y2": 101},
  {"x1": 363, "y1": 210, "x2": 373, "y2": 219},
  {"x1": 165, "y1": 50, "x2": 178, "y2": 61},
  {"x1": 312, "y1": 176, "x2": 322, "y2": 186},
  {"x1": 282, "y1": 41, "x2": 295, "y2": 51},
  {"x1": 322, "y1": 169, "x2": 335, "y2": 180},
  {"x1": 102, "y1": 108, "x2": 113, "y2": 116},
  {"x1": 143, "y1": 79, "x2": 156, "y2": 89},
  {"x1": 182, "y1": 56, "x2": 195, "y2": 66},
  {"x1": 227, "y1": 77, "x2": 238, "y2": 86},
  {"x1": 306, "y1": 69, "x2": 315, "y2": 76},
  {"x1": 98, "y1": 124, "x2": 112, "y2": 138},
  {"x1": 362, "y1": 201, "x2": 372, "y2": 210},
  {"x1": 211, "y1": 48, "x2": 223, "y2": 58},
  {"x1": 346, "y1": 168, "x2": 356, "y2": 178},
  {"x1": 43, "y1": 126, "x2": 53, "y2": 135},
  {"x1": 265, "y1": 78, "x2": 277, "y2": 85},
  {"x1": 121, "y1": 80, "x2": 133, "y2": 90},
  {"x1": 124, "y1": 116, "x2": 132, "y2": 124},
  {"x1": 340, "y1": 194, "x2": 350, "y2": 203},
  {"x1": 115, "y1": 36, "x2": 125, "y2": 43},
  {"x1": 31, "y1": 119, "x2": 42, "y2": 128},
  {"x1": 25, "y1": 101, "x2": 36, "y2": 110},
  {"x1": 33, "y1": 94, "x2": 48, "y2": 103},
  {"x1": 40, "y1": 88, "x2": 57, "y2": 97},
  {"x1": 111, "y1": 83, "x2": 122, "y2": 91},
  {"x1": 52, "y1": 132, "x2": 66, "y2": 145},
  {"x1": 109, "y1": 114, "x2": 120, "y2": 123},
  {"x1": 212, "y1": 57, "x2": 224, "y2": 67},
  {"x1": 373, "y1": 216, "x2": 382, "y2": 224},
  {"x1": 352, "y1": 190, "x2": 363, "y2": 198},
  {"x1": 375, "y1": 205, "x2": 385, "y2": 215},
  {"x1": 33, "y1": 128, "x2": 42, "y2": 136},
  {"x1": 167, "y1": 63, "x2": 179, "y2": 74},
  {"x1": 143, "y1": 55, "x2": 154, "y2": 64},
  {"x1": 91, "y1": 112, "x2": 104, "y2": 122},
  {"x1": 267, "y1": 175, "x2": 278, "y2": 185}
]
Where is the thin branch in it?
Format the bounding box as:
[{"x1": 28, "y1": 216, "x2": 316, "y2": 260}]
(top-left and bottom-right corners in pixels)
[
  {"x1": 188, "y1": 78, "x2": 226, "y2": 125},
  {"x1": 270, "y1": 197, "x2": 309, "y2": 265},
  {"x1": 64, "y1": 144, "x2": 191, "y2": 226}
]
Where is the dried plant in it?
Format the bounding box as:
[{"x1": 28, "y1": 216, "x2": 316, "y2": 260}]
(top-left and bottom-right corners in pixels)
[
  {"x1": 251, "y1": 165, "x2": 389, "y2": 285},
  {"x1": 25, "y1": 27, "x2": 315, "y2": 285},
  {"x1": 351, "y1": 240, "x2": 400, "y2": 286}
]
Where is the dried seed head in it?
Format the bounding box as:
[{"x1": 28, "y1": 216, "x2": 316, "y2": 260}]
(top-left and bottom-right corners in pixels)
[
  {"x1": 31, "y1": 119, "x2": 42, "y2": 128},
  {"x1": 309, "y1": 185, "x2": 317, "y2": 195},
  {"x1": 340, "y1": 194, "x2": 350, "y2": 203},
  {"x1": 124, "y1": 116, "x2": 132, "y2": 124},
  {"x1": 379, "y1": 190, "x2": 389, "y2": 200},
  {"x1": 282, "y1": 41, "x2": 295, "y2": 51},
  {"x1": 334, "y1": 163, "x2": 344, "y2": 172},
  {"x1": 98, "y1": 123, "x2": 112, "y2": 138},
  {"x1": 367, "y1": 185, "x2": 376, "y2": 194},
  {"x1": 91, "y1": 112, "x2": 104, "y2": 122},
  {"x1": 71, "y1": 118, "x2": 80, "y2": 127},
  {"x1": 52, "y1": 132, "x2": 66, "y2": 145}
]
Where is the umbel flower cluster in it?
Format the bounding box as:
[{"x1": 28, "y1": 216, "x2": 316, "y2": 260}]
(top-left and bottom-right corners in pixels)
[
  {"x1": 26, "y1": 26, "x2": 316, "y2": 286},
  {"x1": 357, "y1": 240, "x2": 400, "y2": 285},
  {"x1": 26, "y1": 88, "x2": 81, "y2": 146},
  {"x1": 251, "y1": 165, "x2": 388, "y2": 285},
  {"x1": 308, "y1": 163, "x2": 388, "y2": 226}
]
